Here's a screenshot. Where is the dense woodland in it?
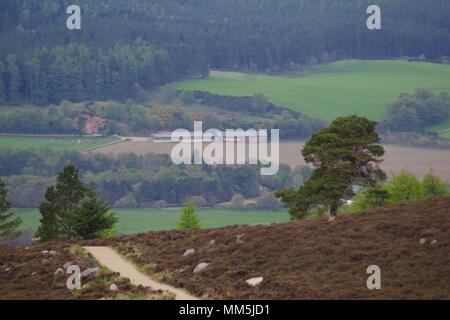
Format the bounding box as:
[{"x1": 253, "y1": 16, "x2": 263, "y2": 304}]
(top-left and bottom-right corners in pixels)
[
  {"x1": 0, "y1": 0, "x2": 449, "y2": 104},
  {"x1": 0, "y1": 148, "x2": 311, "y2": 208}
]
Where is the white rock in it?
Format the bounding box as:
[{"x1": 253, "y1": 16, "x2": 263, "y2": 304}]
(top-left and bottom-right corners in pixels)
[
  {"x1": 209, "y1": 240, "x2": 216, "y2": 246},
  {"x1": 81, "y1": 267, "x2": 101, "y2": 278},
  {"x1": 236, "y1": 234, "x2": 245, "y2": 242},
  {"x1": 431, "y1": 240, "x2": 437, "y2": 245},
  {"x1": 31, "y1": 272, "x2": 37, "y2": 276},
  {"x1": 193, "y1": 263, "x2": 209, "y2": 274},
  {"x1": 49, "y1": 250, "x2": 57, "y2": 255},
  {"x1": 419, "y1": 238, "x2": 427, "y2": 245},
  {"x1": 109, "y1": 284, "x2": 118, "y2": 291},
  {"x1": 41, "y1": 250, "x2": 49, "y2": 254},
  {"x1": 328, "y1": 216, "x2": 336, "y2": 222},
  {"x1": 183, "y1": 249, "x2": 195, "y2": 257},
  {"x1": 54, "y1": 268, "x2": 64, "y2": 275},
  {"x1": 5, "y1": 267, "x2": 11, "y2": 272},
  {"x1": 246, "y1": 277, "x2": 264, "y2": 287}
]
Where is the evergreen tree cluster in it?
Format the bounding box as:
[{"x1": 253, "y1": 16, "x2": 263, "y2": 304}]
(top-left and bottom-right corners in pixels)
[
  {"x1": 36, "y1": 163, "x2": 117, "y2": 241},
  {"x1": 1, "y1": 0, "x2": 449, "y2": 104}
]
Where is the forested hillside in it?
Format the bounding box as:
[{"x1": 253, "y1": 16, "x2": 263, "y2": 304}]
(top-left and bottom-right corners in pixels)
[{"x1": 0, "y1": 0, "x2": 449, "y2": 105}]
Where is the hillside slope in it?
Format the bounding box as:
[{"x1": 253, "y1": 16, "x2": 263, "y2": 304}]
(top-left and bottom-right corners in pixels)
[
  {"x1": 177, "y1": 60, "x2": 450, "y2": 122},
  {"x1": 99, "y1": 197, "x2": 450, "y2": 300},
  {"x1": 0, "y1": 242, "x2": 169, "y2": 300}
]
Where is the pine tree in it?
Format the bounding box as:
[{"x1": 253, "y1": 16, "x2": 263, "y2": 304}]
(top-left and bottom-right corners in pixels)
[
  {"x1": 177, "y1": 198, "x2": 201, "y2": 230},
  {"x1": 0, "y1": 177, "x2": 22, "y2": 238},
  {"x1": 70, "y1": 196, "x2": 117, "y2": 240},
  {"x1": 36, "y1": 163, "x2": 90, "y2": 241},
  {"x1": 277, "y1": 116, "x2": 386, "y2": 218},
  {"x1": 35, "y1": 187, "x2": 60, "y2": 242}
]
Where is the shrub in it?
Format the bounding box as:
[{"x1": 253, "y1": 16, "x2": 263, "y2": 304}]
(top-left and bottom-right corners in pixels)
[
  {"x1": 385, "y1": 170, "x2": 421, "y2": 204},
  {"x1": 191, "y1": 196, "x2": 207, "y2": 208},
  {"x1": 257, "y1": 192, "x2": 281, "y2": 211},
  {"x1": 230, "y1": 193, "x2": 245, "y2": 207}
]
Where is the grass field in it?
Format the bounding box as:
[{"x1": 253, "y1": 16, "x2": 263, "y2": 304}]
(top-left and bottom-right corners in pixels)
[
  {"x1": 13, "y1": 207, "x2": 290, "y2": 235},
  {"x1": 177, "y1": 60, "x2": 450, "y2": 125},
  {"x1": 0, "y1": 135, "x2": 119, "y2": 151}
]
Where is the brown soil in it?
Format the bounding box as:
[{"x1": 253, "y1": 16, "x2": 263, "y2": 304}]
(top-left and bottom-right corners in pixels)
[
  {"x1": 0, "y1": 241, "x2": 166, "y2": 300},
  {"x1": 72, "y1": 112, "x2": 106, "y2": 135},
  {"x1": 90, "y1": 197, "x2": 450, "y2": 300},
  {"x1": 91, "y1": 140, "x2": 450, "y2": 180}
]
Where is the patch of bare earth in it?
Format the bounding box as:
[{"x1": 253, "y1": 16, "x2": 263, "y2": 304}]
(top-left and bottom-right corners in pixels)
[
  {"x1": 91, "y1": 141, "x2": 450, "y2": 180},
  {"x1": 94, "y1": 197, "x2": 450, "y2": 300}
]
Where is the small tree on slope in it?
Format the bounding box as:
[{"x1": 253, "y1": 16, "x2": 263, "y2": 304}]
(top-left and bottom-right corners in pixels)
[
  {"x1": 70, "y1": 196, "x2": 117, "y2": 240},
  {"x1": 178, "y1": 198, "x2": 201, "y2": 230}
]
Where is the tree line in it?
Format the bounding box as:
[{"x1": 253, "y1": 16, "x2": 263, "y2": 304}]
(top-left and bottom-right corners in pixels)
[
  {"x1": 0, "y1": 41, "x2": 188, "y2": 105},
  {"x1": 0, "y1": 148, "x2": 311, "y2": 208},
  {"x1": 347, "y1": 169, "x2": 449, "y2": 213},
  {"x1": 378, "y1": 89, "x2": 450, "y2": 133}
]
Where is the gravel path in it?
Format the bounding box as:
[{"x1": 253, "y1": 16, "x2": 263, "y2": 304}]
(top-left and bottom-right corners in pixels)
[{"x1": 83, "y1": 246, "x2": 198, "y2": 300}]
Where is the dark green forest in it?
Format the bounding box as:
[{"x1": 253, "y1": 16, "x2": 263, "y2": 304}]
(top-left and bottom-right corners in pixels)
[{"x1": 0, "y1": 0, "x2": 449, "y2": 105}]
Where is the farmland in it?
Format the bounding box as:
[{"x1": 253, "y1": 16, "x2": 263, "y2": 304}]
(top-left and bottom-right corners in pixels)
[
  {"x1": 0, "y1": 135, "x2": 120, "y2": 151},
  {"x1": 92, "y1": 139, "x2": 450, "y2": 181},
  {"x1": 13, "y1": 207, "x2": 290, "y2": 235},
  {"x1": 177, "y1": 60, "x2": 450, "y2": 127}
]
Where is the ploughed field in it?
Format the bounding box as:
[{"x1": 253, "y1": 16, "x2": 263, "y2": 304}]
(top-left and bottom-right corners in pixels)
[
  {"x1": 92, "y1": 140, "x2": 450, "y2": 180},
  {"x1": 92, "y1": 197, "x2": 450, "y2": 300}
]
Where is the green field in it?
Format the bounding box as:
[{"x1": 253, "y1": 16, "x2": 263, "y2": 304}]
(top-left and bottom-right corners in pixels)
[
  {"x1": 13, "y1": 207, "x2": 290, "y2": 235},
  {"x1": 177, "y1": 60, "x2": 450, "y2": 125},
  {"x1": 0, "y1": 135, "x2": 119, "y2": 151}
]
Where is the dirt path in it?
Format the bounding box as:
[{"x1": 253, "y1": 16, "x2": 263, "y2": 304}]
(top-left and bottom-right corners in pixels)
[{"x1": 83, "y1": 246, "x2": 198, "y2": 300}]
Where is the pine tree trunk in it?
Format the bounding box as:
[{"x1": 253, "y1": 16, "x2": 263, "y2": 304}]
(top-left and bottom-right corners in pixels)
[{"x1": 330, "y1": 202, "x2": 338, "y2": 217}]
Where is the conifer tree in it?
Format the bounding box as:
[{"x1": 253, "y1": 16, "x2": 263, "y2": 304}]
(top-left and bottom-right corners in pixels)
[
  {"x1": 177, "y1": 198, "x2": 201, "y2": 230},
  {"x1": 0, "y1": 177, "x2": 22, "y2": 238}
]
